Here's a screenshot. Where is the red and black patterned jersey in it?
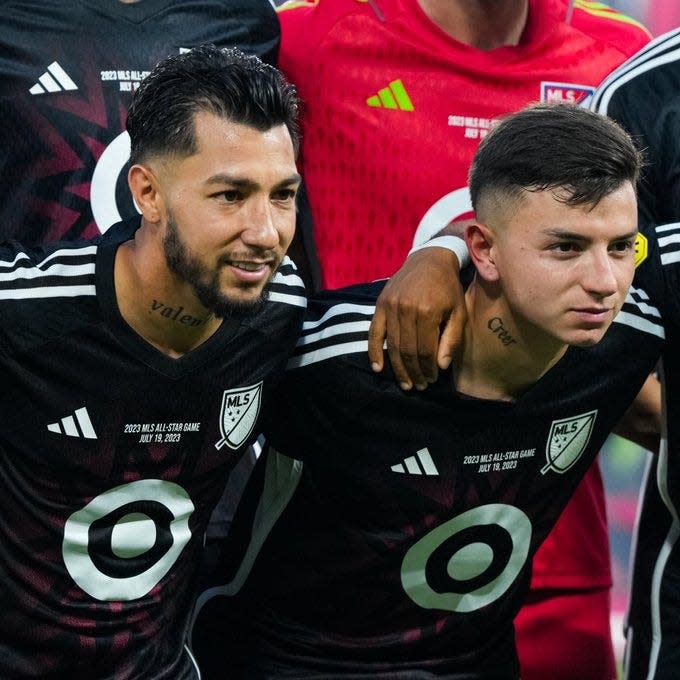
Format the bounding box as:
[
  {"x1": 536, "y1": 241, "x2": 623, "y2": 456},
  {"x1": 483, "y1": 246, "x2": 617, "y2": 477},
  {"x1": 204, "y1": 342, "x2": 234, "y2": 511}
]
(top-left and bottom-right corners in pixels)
[
  {"x1": 193, "y1": 267, "x2": 663, "y2": 679},
  {"x1": 0, "y1": 219, "x2": 305, "y2": 679},
  {"x1": 592, "y1": 29, "x2": 680, "y2": 680},
  {"x1": 0, "y1": 0, "x2": 278, "y2": 244}
]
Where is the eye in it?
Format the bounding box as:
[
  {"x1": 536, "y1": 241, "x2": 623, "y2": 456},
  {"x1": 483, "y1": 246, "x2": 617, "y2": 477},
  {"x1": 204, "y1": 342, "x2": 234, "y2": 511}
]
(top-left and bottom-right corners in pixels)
[
  {"x1": 550, "y1": 242, "x2": 580, "y2": 253},
  {"x1": 610, "y1": 238, "x2": 635, "y2": 253},
  {"x1": 272, "y1": 188, "x2": 298, "y2": 202},
  {"x1": 219, "y1": 190, "x2": 242, "y2": 203}
]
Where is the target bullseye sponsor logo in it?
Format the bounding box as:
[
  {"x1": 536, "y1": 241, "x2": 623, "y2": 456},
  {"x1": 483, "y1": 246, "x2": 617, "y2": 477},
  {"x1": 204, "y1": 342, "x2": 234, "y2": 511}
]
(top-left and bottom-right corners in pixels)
[
  {"x1": 62, "y1": 479, "x2": 194, "y2": 601},
  {"x1": 401, "y1": 504, "x2": 531, "y2": 612}
]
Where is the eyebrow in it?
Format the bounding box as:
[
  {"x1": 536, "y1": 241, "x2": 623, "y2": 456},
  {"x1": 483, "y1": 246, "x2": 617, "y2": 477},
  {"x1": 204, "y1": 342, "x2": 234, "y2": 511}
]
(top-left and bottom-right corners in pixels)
[
  {"x1": 541, "y1": 228, "x2": 638, "y2": 242},
  {"x1": 205, "y1": 173, "x2": 302, "y2": 189}
]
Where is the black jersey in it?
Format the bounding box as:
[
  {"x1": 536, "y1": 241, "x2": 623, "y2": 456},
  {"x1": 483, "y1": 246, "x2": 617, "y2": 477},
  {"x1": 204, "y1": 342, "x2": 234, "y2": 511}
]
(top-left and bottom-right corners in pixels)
[
  {"x1": 591, "y1": 29, "x2": 680, "y2": 680},
  {"x1": 0, "y1": 219, "x2": 305, "y2": 679},
  {"x1": 591, "y1": 28, "x2": 680, "y2": 227},
  {"x1": 192, "y1": 264, "x2": 664, "y2": 679},
  {"x1": 0, "y1": 0, "x2": 278, "y2": 244}
]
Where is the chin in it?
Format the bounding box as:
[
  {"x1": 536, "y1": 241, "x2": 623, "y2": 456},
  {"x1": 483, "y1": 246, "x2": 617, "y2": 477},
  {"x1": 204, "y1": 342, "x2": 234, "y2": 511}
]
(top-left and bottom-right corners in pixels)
[{"x1": 567, "y1": 329, "x2": 609, "y2": 348}]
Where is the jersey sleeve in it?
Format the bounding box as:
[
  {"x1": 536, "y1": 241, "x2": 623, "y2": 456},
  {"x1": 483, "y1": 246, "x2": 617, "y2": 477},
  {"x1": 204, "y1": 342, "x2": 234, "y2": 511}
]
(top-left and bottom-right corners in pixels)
[
  {"x1": 590, "y1": 29, "x2": 680, "y2": 225},
  {"x1": 570, "y1": 0, "x2": 651, "y2": 58},
  {"x1": 262, "y1": 281, "x2": 387, "y2": 462}
]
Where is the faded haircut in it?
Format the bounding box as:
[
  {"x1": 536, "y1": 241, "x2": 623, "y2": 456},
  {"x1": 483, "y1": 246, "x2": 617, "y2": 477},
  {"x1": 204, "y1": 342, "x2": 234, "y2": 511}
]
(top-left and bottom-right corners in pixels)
[{"x1": 468, "y1": 103, "x2": 643, "y2": 221}]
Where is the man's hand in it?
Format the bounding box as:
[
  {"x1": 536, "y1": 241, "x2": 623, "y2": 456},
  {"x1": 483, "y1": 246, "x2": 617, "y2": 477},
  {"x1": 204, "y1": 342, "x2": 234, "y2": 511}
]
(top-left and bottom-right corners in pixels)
[{"x1": 367, "y1": 247, "x2": 466, "y2": 390}]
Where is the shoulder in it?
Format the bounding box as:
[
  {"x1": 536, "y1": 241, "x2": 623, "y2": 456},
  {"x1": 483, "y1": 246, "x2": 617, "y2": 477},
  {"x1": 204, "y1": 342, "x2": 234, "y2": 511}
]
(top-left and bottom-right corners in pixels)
[
  {"x1": 591, "y1": 27, "x2": 680, "y2": 115},
  {"x1": 286, "y1": 280, "x2": 385, "y2": 370},
  {"x1": 278, "y1": 0, "x2": 382, "y2": 53},
  {"x1": 569, "y1": 0, "x2": 651, "y2": 58},
  {"x1": 0, "y1": 238, "x2": 98, "y2": 289},
  {"x1": 0, "y1": 239, "x2": 99, "y2": 355}
]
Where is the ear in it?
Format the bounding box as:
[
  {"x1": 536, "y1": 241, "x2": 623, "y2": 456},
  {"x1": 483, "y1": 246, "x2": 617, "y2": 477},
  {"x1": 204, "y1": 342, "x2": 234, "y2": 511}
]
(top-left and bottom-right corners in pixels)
[
  {"x1": 465, "y1": 221, "x2": 500, "y2": 282},
  {"x1": 128, "y1": 164, "x2": 163, "y2": 223}
]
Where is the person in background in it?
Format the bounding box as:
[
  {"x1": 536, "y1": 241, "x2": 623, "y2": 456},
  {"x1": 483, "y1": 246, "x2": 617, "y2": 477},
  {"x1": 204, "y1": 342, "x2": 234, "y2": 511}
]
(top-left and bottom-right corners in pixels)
[
  {"x1": 275, "y1": 1, "x2": 650, "y2": 677},
  {"x1": 192, "y1": 103, "x2": 663, "y2": 679},
  {"x1": 591, "y1": 27, "x2": 680, "y2": 680},
  {"x1": 0, "y1": 0, "x2": 279, "y2": 244},
  {"x1": 0, "y1": 45, "x2": 306, "y2": 679}
]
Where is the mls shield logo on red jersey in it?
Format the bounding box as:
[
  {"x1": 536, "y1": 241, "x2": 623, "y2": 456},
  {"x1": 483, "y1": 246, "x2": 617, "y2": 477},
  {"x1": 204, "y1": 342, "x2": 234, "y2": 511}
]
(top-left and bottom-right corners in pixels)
[
  {"x1": 541, "y1": 410, "x2": 597, "y2": 475},
  {"x1": 540, "y1": 82, "x2": 595, "y2": 107},
  {"x1": 215, "y1": 382, "x2": 263, "y2": 451}
]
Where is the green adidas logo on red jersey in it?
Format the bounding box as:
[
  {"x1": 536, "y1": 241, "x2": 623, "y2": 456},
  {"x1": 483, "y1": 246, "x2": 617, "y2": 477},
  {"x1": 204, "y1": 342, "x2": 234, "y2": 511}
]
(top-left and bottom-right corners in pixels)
[{"x1": 366, "y1": 79, "x2": 414, "y2": 110}]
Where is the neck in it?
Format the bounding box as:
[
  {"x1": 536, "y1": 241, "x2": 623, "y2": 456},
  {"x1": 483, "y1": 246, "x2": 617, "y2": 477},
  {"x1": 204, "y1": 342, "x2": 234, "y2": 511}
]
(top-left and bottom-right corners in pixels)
[
  {"x1": 454, "y1": 280, "x2": 567, "y2": 401},
  {"x1": 114, "y1": 223, "x2": 222, "y2": 358},
  {"x1": 417, "y1": 0, "x2": 529, "y2": 50}
]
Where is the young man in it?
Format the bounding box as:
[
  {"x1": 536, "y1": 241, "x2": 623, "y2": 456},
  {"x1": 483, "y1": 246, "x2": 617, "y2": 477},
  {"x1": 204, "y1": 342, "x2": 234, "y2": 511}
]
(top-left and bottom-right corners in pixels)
[
  {"x1": 192, "y1": 104, "x2": 664, "y2": 678},
  {"x1": 0, "y1": 45, "x2": 306, "y2": 679},
  {"x1": 0, "y1": 0, "x2": 279, "y2": 243},
  {"x1": 276, "y1": 3, "x2": 651, "y2": 676},
  {"x1": 591, "y1": 28, "x2": 680, "y2": 680}
]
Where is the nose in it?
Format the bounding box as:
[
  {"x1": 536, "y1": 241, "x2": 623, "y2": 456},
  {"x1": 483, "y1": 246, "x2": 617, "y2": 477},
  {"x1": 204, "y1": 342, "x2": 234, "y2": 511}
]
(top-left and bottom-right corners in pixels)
[
  {"x1": 240, "y1": 199, "x2": 279, "y2": 250},
  {"x1": 582, "y1": 249, "x2": 619, "y2": 299}
]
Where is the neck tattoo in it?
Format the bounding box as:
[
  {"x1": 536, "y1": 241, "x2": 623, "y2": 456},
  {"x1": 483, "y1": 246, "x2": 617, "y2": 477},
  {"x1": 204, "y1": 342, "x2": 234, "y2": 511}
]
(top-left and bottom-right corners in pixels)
[
  {"x1": 487, "y1": 316, "x2": 517, "y2": 347},
  {"x1": 150, "y1": 299, "x2": 208, "y2": 327}
]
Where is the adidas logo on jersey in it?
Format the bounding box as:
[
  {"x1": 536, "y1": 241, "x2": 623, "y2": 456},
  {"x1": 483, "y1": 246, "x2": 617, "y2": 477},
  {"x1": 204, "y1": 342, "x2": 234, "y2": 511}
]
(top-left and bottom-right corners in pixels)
[
  {"x1": 391, "y1": 448, "x2": 439, "y2": 476},
  {"x1": 47, "y1": 406, "x2": 97, "y2": 439},
  {"x1": 366, "y1": 79, "x2": 414, "y2": 111},
  {"x1": 29, "y1": 62, "x2": 78, "y2": 95}
]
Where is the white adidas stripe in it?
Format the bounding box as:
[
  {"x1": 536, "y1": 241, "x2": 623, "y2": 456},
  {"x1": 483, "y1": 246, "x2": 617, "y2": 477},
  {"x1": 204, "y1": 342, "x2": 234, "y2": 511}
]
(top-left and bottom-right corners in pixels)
[
  {"x1": 597, "y1": 47, "x2": 680, "y2": 113},
  {"x1": 296, "y1": 320, "x2": 371, "y2": 347},
  {"x1": 268, "y1": 291, "x2": 307, "y2": 308},
  {"x1": 0, "y1": 262, "x2": 95, "y2": 282},
  {"x1": 625, "y1": 289, "x2": 661, "y2": 318},
  {"x1": 592, "y1": 29, "x2": 680, "y2": 113},
  {"x1": 655, "y1": 223, "x2": 680, "y2": 234},
  {"x1": 0, "y1": 245, "x2": 97, "y2": 270},
  {"x1": 47, "y1": 62, "x2": 77, "y2": 90},
  {"x1": 0, "y1": 284, "x2": 96, "y2": 300},
  {"x1": 287, "y1": 339, "x2": 368, "y2": 368},
  {"x1": 613, "y1": 310, "x2": 665, "y2": 339},
  {"x1": 302, "y1": 303, "x2": 375, "y2": 331}
]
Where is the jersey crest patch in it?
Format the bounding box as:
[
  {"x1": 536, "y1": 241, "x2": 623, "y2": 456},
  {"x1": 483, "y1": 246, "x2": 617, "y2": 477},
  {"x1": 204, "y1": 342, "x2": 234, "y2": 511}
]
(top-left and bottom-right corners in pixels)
[
  {"x1": 540, "y1": 82, "x2": 595, "y2": 107},
  {"x1": 215, "y1": 382, "x2": 263, "y2": 451},
  {"x1": 541, "y1": 410, "x2": 597, "y2": 475}
]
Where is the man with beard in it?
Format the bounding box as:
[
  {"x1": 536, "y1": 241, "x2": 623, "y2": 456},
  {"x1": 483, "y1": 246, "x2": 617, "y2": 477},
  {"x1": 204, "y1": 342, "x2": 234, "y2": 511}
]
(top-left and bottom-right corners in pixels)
[{"x1": 0, "y1": 44, "x2": 306, "y2": 679}]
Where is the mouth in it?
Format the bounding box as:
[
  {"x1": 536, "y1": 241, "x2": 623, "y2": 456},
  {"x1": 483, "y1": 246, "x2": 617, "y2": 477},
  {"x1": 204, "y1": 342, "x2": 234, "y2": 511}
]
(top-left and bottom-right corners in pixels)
[
  {"x1": 231, "y1": 261, "x2": 271, "y2": 272},
  {"x1": 571, "y1": 307, "x2": 612, "y2": 325},
  {"x1": 224, "y1": 257, "x2": 276, "y2": 284}
]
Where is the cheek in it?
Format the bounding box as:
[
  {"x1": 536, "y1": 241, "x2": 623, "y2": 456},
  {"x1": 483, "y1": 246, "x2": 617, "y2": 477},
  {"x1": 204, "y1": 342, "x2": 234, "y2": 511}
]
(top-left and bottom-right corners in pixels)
[{"x1": 278, "y1": 214, "x2": 297, "y2": 248}]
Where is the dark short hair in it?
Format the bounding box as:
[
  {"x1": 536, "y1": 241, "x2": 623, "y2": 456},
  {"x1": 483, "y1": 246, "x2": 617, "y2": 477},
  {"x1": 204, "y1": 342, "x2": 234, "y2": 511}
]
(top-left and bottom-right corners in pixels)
[
  {"x1": 469, "y1": 103, "x2": 643, "y2": 218},
  {"x1": 126, "y1": 44, "x2": 300, "y2": 164}
]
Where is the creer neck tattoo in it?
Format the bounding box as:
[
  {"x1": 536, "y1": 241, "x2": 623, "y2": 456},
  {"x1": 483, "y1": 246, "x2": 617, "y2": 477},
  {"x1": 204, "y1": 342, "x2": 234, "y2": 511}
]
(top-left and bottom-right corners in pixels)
[
  {"x1": 150, "y1": 299, "x2": 208, "y2": 327},
  {"x1": 487, "y1": 316, "x2": 517, "y2": 347}
]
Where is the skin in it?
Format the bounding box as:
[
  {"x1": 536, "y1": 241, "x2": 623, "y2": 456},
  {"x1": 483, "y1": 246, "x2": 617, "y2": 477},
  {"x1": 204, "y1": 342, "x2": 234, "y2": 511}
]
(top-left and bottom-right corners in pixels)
[
  {"x1": 368, "y1": 0, "x2": 578, "y2": 388},
  {"x1": 418, "y1": 0, "x2": 528, "y2": 50},
  {"x1": 115, "y1": 110, "x2": 301, "y2": 358},
  {"x1": 456, "y1": 183, "x2": 638, "y2": 400}
]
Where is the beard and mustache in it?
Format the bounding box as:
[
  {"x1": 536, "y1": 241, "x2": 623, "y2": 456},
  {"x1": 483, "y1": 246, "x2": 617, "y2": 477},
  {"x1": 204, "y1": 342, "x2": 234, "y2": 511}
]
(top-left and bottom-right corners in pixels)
[{"x1": 162, "y1": 212, "x2": 277, "y2": 319}]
